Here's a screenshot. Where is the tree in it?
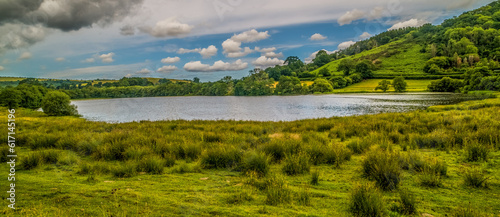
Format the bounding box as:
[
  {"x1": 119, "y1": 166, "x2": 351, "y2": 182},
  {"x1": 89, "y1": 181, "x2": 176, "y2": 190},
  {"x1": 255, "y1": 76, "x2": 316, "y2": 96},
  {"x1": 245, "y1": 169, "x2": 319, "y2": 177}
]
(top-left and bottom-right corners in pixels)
[
  {"x1": 0, "y1": 88, "x2": 23, "y2": 109},
  {"x1": 338, "y1": 59, "x2": 355, "y2": 76},
  {"x1": 276, "y1": 76, "x2": 303, "y2": 95},
  {"x1": 193, "y1": 77, "x2": 200, "y2": 83},
  {"x1": 41, "y1": 91, "x2": 79, "y2": 116},
  {"x1": 319, "y1": 67, "x2": 331, "y2": 77},
  {"x1": 313, "y1": 50, "x2": 331, "y2": 67},
  {"x1": 375, "y1": 80, "x2": 391, "y2": 92},
  {"x1": 310, "y1": 78, "x2": 334, "y2": 93},
  {"x1": 392, "y1": 76, "x2": 407, "y2": 92},
  {"x1": 355, "y1": 61, "x2": 373, "y2": 78}
]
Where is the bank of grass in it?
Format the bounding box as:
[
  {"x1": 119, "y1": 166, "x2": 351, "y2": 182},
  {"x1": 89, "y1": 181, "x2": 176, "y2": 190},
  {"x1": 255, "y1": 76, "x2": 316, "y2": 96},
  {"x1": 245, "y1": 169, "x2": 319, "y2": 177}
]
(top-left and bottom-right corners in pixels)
[
  {"x1": 331, "y1": 79, "x2": 434, "y2": 93},
  {"x1": 1, "y1": 96, "x2": 499, "y2": 216}
]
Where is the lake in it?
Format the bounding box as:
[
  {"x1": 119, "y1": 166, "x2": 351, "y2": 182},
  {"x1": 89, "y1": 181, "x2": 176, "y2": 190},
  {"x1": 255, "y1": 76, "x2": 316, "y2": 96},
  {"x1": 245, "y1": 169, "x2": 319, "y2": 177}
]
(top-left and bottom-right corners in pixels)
[{"x1": 71, "y1": 94, "x2": 480, "y2": 123}]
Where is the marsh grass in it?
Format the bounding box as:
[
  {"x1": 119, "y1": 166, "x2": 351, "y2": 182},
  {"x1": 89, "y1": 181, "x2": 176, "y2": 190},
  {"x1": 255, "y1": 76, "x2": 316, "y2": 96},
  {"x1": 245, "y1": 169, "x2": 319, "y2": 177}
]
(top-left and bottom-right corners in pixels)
[
  {"x1": 282, "y1": 152, "x2": 310, "y2": 176},
  {"x1": 241, "y1": 151, "x2": 270, "y2": 177},
  {"x1": 349, "y1": 183, "x2": 386, "y2": 217},
  {"x1": 463, "y1": 167, "x2": 489, "y2": 188},
  {"x1": 398, "y1": 190, "x2": 417, "y2": 215},
  {"x1": 200, "y1": 147, "x2": 242, "y2": 169},
  {"x1": 362, "y1": 150, "x2": 401, "y2": 191}
]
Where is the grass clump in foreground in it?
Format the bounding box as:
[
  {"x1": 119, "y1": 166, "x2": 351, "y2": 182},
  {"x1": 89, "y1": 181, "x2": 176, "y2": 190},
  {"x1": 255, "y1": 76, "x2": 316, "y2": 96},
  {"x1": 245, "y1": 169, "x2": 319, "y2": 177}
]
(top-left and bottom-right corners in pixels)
[
  {"x1": 1, "y1": 95, "x2": 500, "y2": 216},
  {"x1": 349, "y1": 183, "x2": 386, "y2": 217}
]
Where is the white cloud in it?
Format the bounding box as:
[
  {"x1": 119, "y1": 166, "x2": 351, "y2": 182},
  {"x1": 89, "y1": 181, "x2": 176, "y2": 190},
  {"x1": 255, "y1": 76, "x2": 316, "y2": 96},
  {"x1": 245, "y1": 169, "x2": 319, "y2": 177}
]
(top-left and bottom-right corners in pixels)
[
  {"x1": 178, "y1": 45, "x2": 218, "y2": 58},
  {"x1": 137, "y1": 68, "x2": 152, "y2": 74},
  {"x1": 310, "y1": 33, "x2": 327, "y2": 41},
  {"x1": 255, "y1": 47, "x2": 277, "y2": 53},
  {"x1": 338, "y1": 9, "x2": 365, "y2": 26},
  {"x1": 252, "y1": 56, "x2": 284, "y2": 69},
  {"x1": 263, "y1": 52, "x2": 283, "y2": 58},
  {"x1": 99, "y1": 53, "x2": 115, "y2": 63},
  {"x1": 222, "y1": 29, "x2": 270, "y2": 58},
  {"x1": 157, "y1": 65, "x2": 177, "y2": 73},
  {"x1": 230, "y1": 29, "x2": 270, "y2": 43},
  {"x1": 125, "y1": 73, "x2": 133, "y2": 78},
  {"x1": 359, "y1": 32, "x2": 372, "y2": 40},
  {"x1": 82, "y1": 58, "x2": 95, "y2": 63},
  {"x1": 184, "y1": 59, "x2": 248, "y2": 72},
  {"x1": 161, "y1": 56, "x2": 180, "y2": 63},
  {"x1": 388, "y1": 19, "x2": 425, "y2": 30},
  {"x1": 18, "y1": 52, "x2": 32, "y2": 60},
  {"x1": 199, "y1": 45, "x2": 218, "y2": 58},
  {"x1": 226, "y1": 47, "x2": 253, "y2": 58},
  {"x1": 139, "y1": 17, "x2": 193, "y2": 37},
  {"x1": 338, "y1": 41, "x2": 356, "y2": 50},
  {"x1": 55, "y1": 57, "x2": 65, "y2": 62},
  {"x1": 0, "y1": 66, "x2": 4, "y2": 71}
]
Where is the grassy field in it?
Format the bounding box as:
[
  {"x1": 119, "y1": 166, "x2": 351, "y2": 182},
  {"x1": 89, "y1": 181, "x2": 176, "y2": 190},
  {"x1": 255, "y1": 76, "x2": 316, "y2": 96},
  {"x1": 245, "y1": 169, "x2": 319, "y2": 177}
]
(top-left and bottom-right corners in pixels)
[
  {"x1": 0, "y1": 77, "x2": 25, "y2": 82},
  {"x1": 331, "y1": 79, "x2": 435, "y2": 93},
  {"x1": 1, "y1": 96, "x2": 499, "y2": 216},
  {"x1": 311, "y1": 39, "x2": 430, "y2": 77}
]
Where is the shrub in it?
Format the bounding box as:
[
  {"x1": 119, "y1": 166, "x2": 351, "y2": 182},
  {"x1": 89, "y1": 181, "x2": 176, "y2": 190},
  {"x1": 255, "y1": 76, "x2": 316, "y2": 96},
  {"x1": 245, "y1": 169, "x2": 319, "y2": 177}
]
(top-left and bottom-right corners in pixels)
[
  {"x1": 137, "y1": 156, "x2": 165, "y2": 174},
  {"x1": 348, "y1": 183, "x2": 386, "y2": 217},
  {"x1": 200, "y1": 147, "x2": 242, "y2": 169},
  {"x1": 362, "y1": 150, "x2": 401, "y2": 191},
  {"x1": 41, "y1": 91, "x2": 79, "y2": 116},
  {"x1": 260, "y1": 141, "x2": 286, "y2": 163},
  {"x1": 310, "y1": 170, "x2": 320, "y2": 185},
  {"x1": 282, "y1": 153, "x2": 310, "y2": 176},
  {"x1": 324, "y1": 143, "x2": 352, "y2": 167},
  {"x1": 241, "y1": 151, "x2": 270, "y2": 177},
  {"x1": 465, "y1": 143, "x2": 489, "y2": 162},
  {"x1": 463, "y1": 167, "x2": 489, "y2": 188},
  {"x1": 398, "y1": 190, "x2": 417, "y2": 215}
]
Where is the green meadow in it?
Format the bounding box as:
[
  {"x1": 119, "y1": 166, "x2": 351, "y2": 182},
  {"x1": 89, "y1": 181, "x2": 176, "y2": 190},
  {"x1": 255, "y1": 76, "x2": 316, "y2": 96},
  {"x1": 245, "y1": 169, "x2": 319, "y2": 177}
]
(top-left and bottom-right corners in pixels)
[{"x1": 1, "y1": 95, "x2": 499, "y2": 216}]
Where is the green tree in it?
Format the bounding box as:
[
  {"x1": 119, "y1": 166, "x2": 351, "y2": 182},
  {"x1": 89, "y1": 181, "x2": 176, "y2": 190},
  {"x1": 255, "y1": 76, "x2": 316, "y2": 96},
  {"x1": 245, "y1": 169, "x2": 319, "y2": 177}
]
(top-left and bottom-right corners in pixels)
[
  {"x1": 319, "y1": 67, "x2": 331, "y2": 77},
  {"x1": 313, "y1": 50, "x2": 331, "y2": 67},
  {"x1": 41, "y1": 91, "x2": 79, "y2": 116},
  {"x1": 0, "y1": 88, "x2": 23, "y2": 109},
  {"x1": 355, "y1": 61, "x2": 373, "y2": 78},
  {"x1": 276, "y1": 76, "x2": 303, "y2": 95},
  {"x1": 392, "y1": 76, "x2": 407, "y2": 92},
  {"x1": 375, "y1": 80, "x2": 391, "y2": 92},
  {"x1": 310, "y1": 78, "x2": 334, "y2": 93},
  {"x1": 338, "y1": 59, "x2": 355, "y2": 76}
]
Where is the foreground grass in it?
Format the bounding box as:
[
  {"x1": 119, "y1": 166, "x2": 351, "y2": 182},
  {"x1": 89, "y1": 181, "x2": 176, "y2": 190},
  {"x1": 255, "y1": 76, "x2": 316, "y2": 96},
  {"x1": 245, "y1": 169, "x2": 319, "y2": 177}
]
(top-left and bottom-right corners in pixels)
[{"x1": 1, "y1": 96, "x2": 499, "y2": 216}]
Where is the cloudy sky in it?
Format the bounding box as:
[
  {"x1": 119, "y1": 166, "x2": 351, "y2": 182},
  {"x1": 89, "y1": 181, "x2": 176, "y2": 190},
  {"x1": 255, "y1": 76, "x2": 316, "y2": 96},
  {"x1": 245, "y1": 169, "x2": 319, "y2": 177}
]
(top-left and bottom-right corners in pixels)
[{"x1": 0, "y1": 0, "x2": 494, "y2": 81}]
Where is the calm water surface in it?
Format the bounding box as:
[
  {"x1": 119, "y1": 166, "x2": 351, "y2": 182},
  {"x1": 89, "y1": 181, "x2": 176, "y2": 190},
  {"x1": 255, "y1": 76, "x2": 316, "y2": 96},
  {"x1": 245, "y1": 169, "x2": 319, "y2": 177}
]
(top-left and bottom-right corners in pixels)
[{"x1": 71, "y1": 94, "x2": 479, "y2": 123}]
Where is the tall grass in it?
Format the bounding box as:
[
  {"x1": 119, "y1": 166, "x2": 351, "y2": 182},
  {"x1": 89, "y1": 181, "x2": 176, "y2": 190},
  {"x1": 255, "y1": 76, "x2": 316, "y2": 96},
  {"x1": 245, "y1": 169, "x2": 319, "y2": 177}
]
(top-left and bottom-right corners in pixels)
[
  {"x1": 282, "y1": 152, "x2": 310, "y2": 176},
  {"x1": 348, "y1": 183, "x2": 386, "y2": 217},
  {"x1": 463, "y1": 167, "x2": 489, "y2": 188},
  {"x1": 362, "y1": 150, "x2": 401, "y2": 191},
  {"x1": 241, "y1": 151, "x2": 270, "y2": 177},
  {"x1": 200, "y1": 147, "x2": 242, "y2": 169}
]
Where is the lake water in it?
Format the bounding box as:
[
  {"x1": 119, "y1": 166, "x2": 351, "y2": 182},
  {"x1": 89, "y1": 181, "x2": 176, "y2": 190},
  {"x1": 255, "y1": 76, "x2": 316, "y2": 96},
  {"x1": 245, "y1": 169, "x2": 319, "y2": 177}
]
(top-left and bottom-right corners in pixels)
[{"x1": 71, "y1": 94, "x2": 479, "y2": 123}]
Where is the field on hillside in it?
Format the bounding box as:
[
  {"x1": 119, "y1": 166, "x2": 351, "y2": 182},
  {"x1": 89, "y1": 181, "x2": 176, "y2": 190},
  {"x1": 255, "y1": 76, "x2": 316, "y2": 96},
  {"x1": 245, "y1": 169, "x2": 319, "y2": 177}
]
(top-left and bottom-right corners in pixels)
[
  {"x1": 311, "y1": 39, "x2": 432, "y2": 77},
  {"x1": 1, "y1": 95, "x2": 499, "y2": 216},
  {"x1": 331, "y1": 79, "x2": 435, "y2": 93},
  {"x1": 0, "y1": 77, "x2": 25, "y2": 82}
]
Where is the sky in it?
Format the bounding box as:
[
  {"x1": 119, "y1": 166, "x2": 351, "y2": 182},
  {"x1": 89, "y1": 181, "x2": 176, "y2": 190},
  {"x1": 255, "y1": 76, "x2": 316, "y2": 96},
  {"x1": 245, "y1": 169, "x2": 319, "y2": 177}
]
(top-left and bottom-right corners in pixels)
[{"x1": 0, "y1": 0, "x2": 495, "y2": 82}]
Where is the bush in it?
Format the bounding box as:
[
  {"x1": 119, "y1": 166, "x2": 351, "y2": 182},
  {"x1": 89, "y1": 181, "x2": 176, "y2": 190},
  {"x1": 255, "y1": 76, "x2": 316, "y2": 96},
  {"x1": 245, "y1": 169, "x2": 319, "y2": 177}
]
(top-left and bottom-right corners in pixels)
[
  {"x1": 41, "y1": 91, "x2": 79, "y2": 116},
  {"x1": 241, "y1": 151, "x2": 270, "y2": 177},
  {"x1": 398, "y1": 190, "x2": 417, "y2": 215},
  {"x1": 465, "y1": 143, "x2": 489, "y2": 162},
  {"x1": 419, "y1": 169, "x2": 442, "y2": 188},
  {"x1": 428, "y1": 77, "x2": 464, "y2": 92},
  {"x1": 282, "y1": 153, "x2": 310, "y2": 176},
  {"x1": 349, "y1": 183, "x2": 386, "y2": 217},
  {"x1": 200, "y1": 147, "x2": 242, "y2": 169},
  {"x1": 362, "y1": 150, "x2": 401, "y2": 191},
  {"x1": 463, "y1": 167, "x2": 489, "y2": 188},
  {"x1": 137, "y1": 156, "x2": 165, "y2": 174}
]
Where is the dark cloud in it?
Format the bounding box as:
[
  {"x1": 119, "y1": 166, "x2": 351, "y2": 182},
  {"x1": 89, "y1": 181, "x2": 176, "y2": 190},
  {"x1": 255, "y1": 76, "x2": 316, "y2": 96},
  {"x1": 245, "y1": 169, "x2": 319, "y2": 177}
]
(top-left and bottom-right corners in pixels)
[
  {"x1": 120, "y1": 24, "x2": 135, "y2": 35},
  {"x1": 0, "y1": 0, "x2": 144, "y2": 31},
  {"x1": 0, "y1": 0, "x2": 43, "y2": 23}
]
